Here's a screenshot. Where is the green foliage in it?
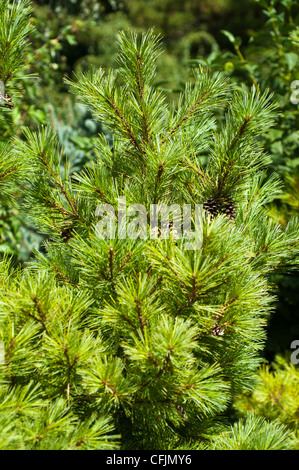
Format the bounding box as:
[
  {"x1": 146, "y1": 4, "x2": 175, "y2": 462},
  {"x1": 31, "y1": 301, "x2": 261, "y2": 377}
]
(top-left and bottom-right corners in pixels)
[
  {"x1": 190, "y1": 0, "x2": 299, "y2": 360},
  {"x1": 0, "y1": 385, "x2": 120, "y2": 450},
  {"x1": 234, "y1": 354, "x2": 299, "y2": 447},
  {"x1": 0, "y1": 27, "x2": 298, "y2": 450},
  {"x1": 1, "y1": 0, "x2": 299, "y2": 452},
  {"x1": 212, "y1": 0, "x2": 299, "y2": 209},
  {"x1": 48, "y1": 99, "x2": 102, "y2": 174},
  {"x1": 210, "y1": 413, "x2": 296, "y2": 450},
  {"x1": 0, "y1": 0, "x2": 42, "y2": 263},
  {"x1": 0, "y1": 0, "x2": 34, "y2": 85}
]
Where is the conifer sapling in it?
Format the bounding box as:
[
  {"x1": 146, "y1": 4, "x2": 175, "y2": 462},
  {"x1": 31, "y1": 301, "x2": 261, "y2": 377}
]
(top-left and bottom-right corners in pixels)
[{"x1": 0, "y1": 18, "x2": 299, "y2": 450}]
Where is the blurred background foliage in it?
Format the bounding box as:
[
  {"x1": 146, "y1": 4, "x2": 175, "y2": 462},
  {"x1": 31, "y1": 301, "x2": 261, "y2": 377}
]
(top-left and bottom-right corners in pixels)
[{"x1": 1, "y1": 0, "x2": 299, "y2": 392}]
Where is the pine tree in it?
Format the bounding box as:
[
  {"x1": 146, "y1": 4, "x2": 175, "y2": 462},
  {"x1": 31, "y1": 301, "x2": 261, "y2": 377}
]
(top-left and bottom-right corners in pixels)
[
  {"x1": 0, "y1": 0, "x2": 40, "y2": 262},
  {"x1": 0, "y1": 0, "x2": 34, "y2": 203},
  {"x1": 1, "y1": 13, "x2": 299, "y2": 449}
]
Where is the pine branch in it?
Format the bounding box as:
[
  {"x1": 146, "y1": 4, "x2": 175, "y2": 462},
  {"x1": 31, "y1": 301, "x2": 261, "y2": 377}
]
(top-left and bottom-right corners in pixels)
[
  {"x1": 163, "y1": 87, "x2": 211, "y2": 141},
  {"x1": 228, "y1": 114, "x2": 252, "y2": 151},
  {"x1": 38, "y1": 150, "x2": 81, "y2": 221},
  {"x1": 0, "y1": 0, "x2": 34, "y2": 84}
]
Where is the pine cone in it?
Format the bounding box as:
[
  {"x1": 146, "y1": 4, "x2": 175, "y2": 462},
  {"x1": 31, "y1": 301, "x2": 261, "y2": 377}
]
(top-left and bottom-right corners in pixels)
[
  {"x1": 211, "y1": 324, "x2": 224, "y2": 336},
  {"x1": 60, "y1": 226, "x2": 73, "y2": 242},
  {"x1": 222, "y1": 197, "x2": 236, "y2": 220},
  {"x1": 176, "y1": 403, "x2": 188, "y2": 420},
  {"x1": 4, "y1": 94, "x2": 13, "y2": 109},
  {"x1": 203, "y1": 197, "x2": 219, "y2": 218},
  {"x1": 204, "y1": 196, "x2": 236, "y2": 220}
]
